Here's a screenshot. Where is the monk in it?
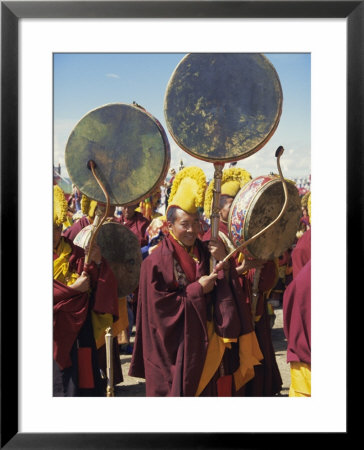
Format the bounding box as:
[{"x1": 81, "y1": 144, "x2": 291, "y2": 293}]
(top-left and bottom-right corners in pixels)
[
  {"x1": 283, "y1": 219, "x2": 311, "y2": 396},
  {"x1": 118, "y1": 203, "x2": 150, "y2": 247},
  {"x1": 203, "y1": 194, "x2": 282, "y2": 396},
  {"x1": 53, "y1": 186, "x2": 120, "y2": 396},
  {"x1": 129, "y1": 166, "x2": 262, "y2": 396},
  {"x1": 283, "y1": 260, "x2": 311, "y2": 396},
  {"x1": 203, "y1": 167, "x2": 282, "y2": 396}
]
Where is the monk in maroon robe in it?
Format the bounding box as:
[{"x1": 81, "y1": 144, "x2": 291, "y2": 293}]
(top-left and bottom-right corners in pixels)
[
  {"x1": 53, "y1": 224, "x2": 121, "y2": 396},
  {"x1": 118, "y1": 204, "x2": 150, "y2": 247},
  {"x1": 283, "y1": 226, "x2": 311, "y2": 396},
  {"x1": 203, "y1": 215, "x2": 282, "y2": 396},
  {"x1": 129, "y1": 206, "x2": 252, "y2": 396}
]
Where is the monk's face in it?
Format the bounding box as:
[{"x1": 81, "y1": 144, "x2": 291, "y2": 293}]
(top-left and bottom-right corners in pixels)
[
  {"x1": 122, "y1": 205, "x2": 137, "y2": 220},
  {"x1": 219, "y1": 197, "x2": 234, "y2": 222},
  {"x1": 168, "y1": 209, "x2": 200, "y2": 248},
  {"x1": 53, "y1": 223, "x2": 63, "y2": 250}
]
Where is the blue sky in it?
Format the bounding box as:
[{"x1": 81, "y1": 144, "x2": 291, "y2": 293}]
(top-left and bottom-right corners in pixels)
[{"x1": 53, "y1": 53, "x2": 310, "y2": 183}]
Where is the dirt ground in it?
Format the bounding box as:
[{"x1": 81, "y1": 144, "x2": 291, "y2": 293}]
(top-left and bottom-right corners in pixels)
[{"x1": 114, "y1": 305, "x2": 290, "y2": 397}]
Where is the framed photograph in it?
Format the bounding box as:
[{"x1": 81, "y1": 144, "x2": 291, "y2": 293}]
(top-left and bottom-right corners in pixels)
[{"x1": 2, "y1": 1, "x2": 359, "y2": 448}]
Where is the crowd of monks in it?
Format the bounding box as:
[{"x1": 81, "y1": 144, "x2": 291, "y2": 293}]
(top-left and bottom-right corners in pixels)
[{"x1": 53, "y1": 165, "x2": 311, "y2": 398}]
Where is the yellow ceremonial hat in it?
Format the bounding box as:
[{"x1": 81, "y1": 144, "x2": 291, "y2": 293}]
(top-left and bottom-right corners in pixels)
[
  {"x1": 307, "y1": 192, "x2": 311, "y2": 221},
  {"x1": 204, "y1": 167, "x2": 252, "y2": 218},
  {"x1": 301, "y1": 191, "x2": 310, "y2": 208},
  {"x1": 81, "y1": 194, "x2": 98, "y2": 219},
  {"x1": 53, "y1": 185, "x2": 68, "y2": 226},
  {"x1": 167, "y1": 166, "x2": 206, "y2": 215}
]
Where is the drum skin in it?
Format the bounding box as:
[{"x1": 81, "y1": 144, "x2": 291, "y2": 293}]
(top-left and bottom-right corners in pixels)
[
  {"x1": 65, "y1": 103, "x2": 170, "y2": 206},
  {"x1": 228, "y1": 175, "x2": 301, "y2": 260},
  {"x1": 96, "y1": 222, "x2": 142, "y2": 297},
  {"x1": 164, "y1": 53, "x2": 282, "y2": 162}
]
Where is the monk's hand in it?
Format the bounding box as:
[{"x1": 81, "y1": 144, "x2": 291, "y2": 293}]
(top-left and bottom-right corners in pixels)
[
  {"x1": 198, "y1": 272, "x2": 218, "y2": 294},
  {"x1": 208, "y1": 238, "x2": 227, "y2": 262},
  {"x1": 85, "y1": 243, "x2": 102, "y2": 265},
  {"x1": 71, "y1": 271, "x2": 90, "y2": 292}
]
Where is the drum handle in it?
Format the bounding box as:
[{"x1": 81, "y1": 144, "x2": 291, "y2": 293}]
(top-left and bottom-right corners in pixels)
[
  {"x1": 105, "y1": 327, "x2": 115, "y2": 397},
  {"x1": 220, "y1": 146, "x2": 289, "y2": 265},
  {"x1": 251, "y1": 267, "x2": 262, "y2": 327},
  {"x1": 210, "y1": 162, "x2": 225, "y2": 270},
  {"x1": 84, "y1": 160, "x2": 110, "y2": 267}
]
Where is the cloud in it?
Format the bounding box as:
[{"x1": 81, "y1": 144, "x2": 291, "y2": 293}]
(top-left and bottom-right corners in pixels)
[{"x1": 106, "y1": 73, "x2": 120, "y2": 79}]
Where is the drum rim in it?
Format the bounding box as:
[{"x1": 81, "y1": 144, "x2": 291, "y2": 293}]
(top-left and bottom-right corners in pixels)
[
  {"x1": 164, "y1": 53, "x2": 283, "y2": 163},
  {"x1": 228, "y1": 176, "x2": 300, "y2": 259},
  {"x1": 227, "y1": 175, "x2": 272, "y2": 258},
  {"x1": 65, "y1": 102, "x2": 170, "y2": 206}
]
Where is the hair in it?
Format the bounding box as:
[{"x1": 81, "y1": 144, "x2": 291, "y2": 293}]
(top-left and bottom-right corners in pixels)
[
  {"x1": 167, "y1": 206, "x2": 200, "y2": 224},
  {"x1": 166, "y1": 206, "x2": 179, "y2": 224}
]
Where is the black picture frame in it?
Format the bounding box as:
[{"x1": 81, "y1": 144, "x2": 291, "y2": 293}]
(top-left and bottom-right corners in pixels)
[{"x1": 1, "y1": 1, "x2": 359, "y2": 448}]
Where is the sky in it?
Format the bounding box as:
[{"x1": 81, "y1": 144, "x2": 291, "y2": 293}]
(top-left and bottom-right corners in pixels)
[{"x1": 53, "y1": 52, "x2": 311, "y2": 185}]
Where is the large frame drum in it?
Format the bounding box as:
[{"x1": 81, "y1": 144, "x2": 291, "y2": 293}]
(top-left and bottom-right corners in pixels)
[
  {"x1": 65, "y1": 103, "x2": 170, "y2": 206},
  {"x1": 228, "y1": 175, "x2": 301, "y2": 260},
  {"x1": 96, "y1": 222, "x2": 142, "y2": 298},
  {"x1": 164, "y1": 53, "x2": 283, "y2": 163}
]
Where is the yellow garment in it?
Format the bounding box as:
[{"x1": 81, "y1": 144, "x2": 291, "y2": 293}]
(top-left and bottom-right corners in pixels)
[
  {"x1": 95, "y1": 297, "x2": 129, "y2": 349},
  {"x1": 195, "y1": 320, "x2": 236, "y2": 396},
  {"x1": 233, "y1": 331, "x2": 263, "y2": 391},
  {"x1": 92, "y1": 312, "x2": 114, "y2": 349},
  {"x1": 53, "y1": 238, "x2": 79, "y2": 286},
  {"x1": 289, "y1": 361, "x2": 311, "y2": 397},
  {"x1": 62, "y1": 216, "x2": 73, "y2": 231}
]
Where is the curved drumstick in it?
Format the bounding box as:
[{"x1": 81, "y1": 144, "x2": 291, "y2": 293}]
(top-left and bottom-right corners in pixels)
[
  {"x1": 218, "y1": 145, "x2": 288, "y2": 267},
  {"x1": 84, "y1": 160, "x2": 110, "y2": 267}
]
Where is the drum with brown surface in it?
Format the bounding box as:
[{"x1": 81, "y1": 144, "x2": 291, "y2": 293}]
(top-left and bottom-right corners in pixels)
[
  {"x1": 96, "y1": 222, "x2": 142, "y2": 298},
  {"x1": 164, "y1": 53, "x2": 282, "y2": 163},
  {"x1": 65, "y1": 103, "x2": 170, "y2": 206},
  {"x1": 228, "y1": 175, "x2": 301, "y2": 261}
]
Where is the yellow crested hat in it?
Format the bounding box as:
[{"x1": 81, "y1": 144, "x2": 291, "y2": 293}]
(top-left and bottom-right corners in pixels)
[
  {"x1": 204, "y1": 167, "x2": 252, "y2": 218},
  {"x1": 307, "y1": 192, "x2": 311, "y2": 221},
  {"x1": 54, "y1": 185, "x2": 68, "y2": 226},
  {"x1": 81, "y1": 194, "x2": 98, "y2": 219},
  {"x1": 167, "y1": 166, "x2": 206, "y2": 215}
]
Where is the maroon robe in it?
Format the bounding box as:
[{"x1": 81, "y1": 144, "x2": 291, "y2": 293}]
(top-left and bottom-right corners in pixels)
[
  {"x1": 203, "y1": 222, "x2": 282, "y2": 396},
  {"x1": 53, "y1": 239, "x2": 122, "y2": 395},
  {"x1": 129, "y1": 235, "x2": 245, "y2": 396},
  {"x1": 62, "y1": 216, "x2": 91, "y2": 242},
  {"x1": 118, "y1": 211, "x2": 150, "y2": 247},
  {"x1": 283, "y1": 260, "x2": 311, "y2": 364},
  {"x1": 292, "y1": 228, "x2": 311, "y2": 279}
]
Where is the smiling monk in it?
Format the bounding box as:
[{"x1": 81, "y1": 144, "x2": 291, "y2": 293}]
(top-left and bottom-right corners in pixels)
[{"x1": 129, "y1": 166, "x2": 263, "y2": 396}]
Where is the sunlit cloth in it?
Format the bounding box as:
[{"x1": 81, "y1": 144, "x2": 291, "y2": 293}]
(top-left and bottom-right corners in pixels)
[{"x1": 289, "y1": 361, "x2": 311, "y2": 397}]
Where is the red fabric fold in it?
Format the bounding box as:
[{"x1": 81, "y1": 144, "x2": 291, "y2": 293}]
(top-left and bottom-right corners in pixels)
[
  {"x1": 167, "y1": 234, "x2": 200, "y2": 283},
  {"x1": 53, "y1": 279, "x2": 89, "y2": 369}
]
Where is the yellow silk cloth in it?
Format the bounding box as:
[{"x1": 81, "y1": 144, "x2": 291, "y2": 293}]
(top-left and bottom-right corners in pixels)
[
  {"x1": 233, "y1": 332, "x2": 263, "y2": 391},
  {"x1": 195, "y1": 321, "x2": 236, "y2": 396},
  {"x1": 195, "y1": 321, "x2": 263, "y2": 396},
  {"x1": 53, "y1": 238, "x2": 79, "y2": 286},
  {"x1": 54, "y1": 237, "x2": 121, "y2": 348},
  {"x1": 289, "y1": 361, "x2": 311, "y2": 397},
  {"x1": 95, "y1": 297, "x2": 129, "y2": 349}
]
